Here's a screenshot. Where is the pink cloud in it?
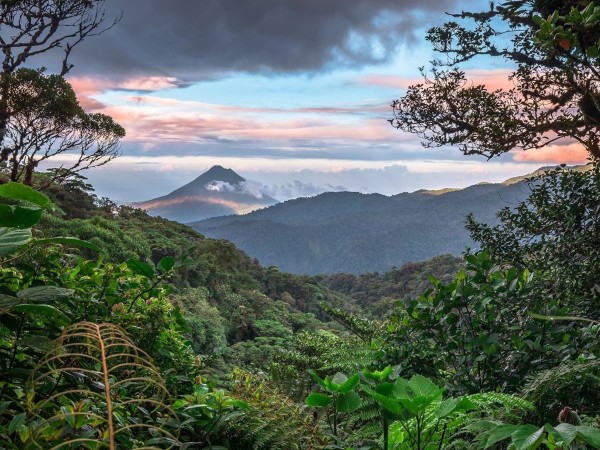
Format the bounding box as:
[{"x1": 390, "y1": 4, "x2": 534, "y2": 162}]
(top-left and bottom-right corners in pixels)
[
  {"x1": 358, "y1": 69, "x2": 515, "y2": 92},
  {"x1": 513, "y1": 143, "x2": 590, "y2": 164},
  {"x1": 69, "y1": 76, "x2": 183, "y2": 112}
]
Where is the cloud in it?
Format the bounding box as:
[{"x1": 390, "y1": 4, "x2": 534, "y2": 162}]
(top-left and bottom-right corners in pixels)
[
  {"x1": 512, "y1": 143, "x2": 589, "y2": 164},
  {"x1": 259, "y1": 180, "x2": 349, "y2": 199},
  {"x1": 205, "y1": 180, "x2": 265, "y2": 199},
  {"x1": 62, "y1": 0, "x2": 458, "y2": 79},
  {"x1": 357, "y1": 69, "x2": 515, "y2": 92}
]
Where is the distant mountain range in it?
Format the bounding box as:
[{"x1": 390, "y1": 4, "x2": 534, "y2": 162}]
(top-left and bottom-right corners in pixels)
[
  {"x1": 133, "y1": 165, "x2": 278, "y2": 223},
  {"x1": 190, "y1": 167, "x2": 561, "y2": 275}
]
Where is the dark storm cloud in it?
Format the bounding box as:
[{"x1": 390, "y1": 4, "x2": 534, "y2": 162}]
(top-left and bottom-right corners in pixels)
[{"x1": 68, "y1": 0, "x2": 458, "y2": 79}]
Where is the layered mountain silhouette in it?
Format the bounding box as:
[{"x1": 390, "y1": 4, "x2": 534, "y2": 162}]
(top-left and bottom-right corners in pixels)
[
  {"x1": 190, "y1": 169, "x2": 556, "y2": 275},
  {"x1": 134, "y1": 165, "x2": 278, "y2": 223}
]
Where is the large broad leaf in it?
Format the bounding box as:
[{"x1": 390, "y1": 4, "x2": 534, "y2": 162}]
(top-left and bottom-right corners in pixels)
[
  {"x1": 0, "y1": 227, "x2": 31, "y2": 256},
  {"x1": 0, "y1": 183, "x2": 53, "y2": 209},
  {"x1": 483, "y1": 425, "x2": 522, "y2": 449},
  {"x1": 17, "y1": 335, "x2": 55, "y2": 353},
  {"x1": 546, "y1": 423, "x2": 577, "y2": 448},
  {"x1": 305, "y1": 392, "x2": 332, "y2": 407},
  {"x1": 0, "y1": 205, "x2": 42, "y2": 228},
  {"x1": 363, "y1": 387, "x2": 403, "y2": 416},
  {"x1": 336, "y1": 391, "x2": 361, "y2": 413},
  {"x1": 332, "y1": 373, "x2": 359, "y2": 393},
  {"x1": 11, "y1": 304, "x2": 69, "y2": 325},
  {"x1": 126, "y1": 259, "x2": 155, "y2": 278},
  {"x1": 511, "y1": 425, "x2": 545, "y2": 450},
  {"x1": 33, "y1": 237, "x2": 103, "y2": 253},
  {"x1": 0, "y1": 294, "x2": 20, "y2": 310},
  {"x1": 576, "y1": 426, "x2": 600, "y2": 447},
  {"x1": 157, "y1": 256, "x2": 175, "y2": 272},
  {"x1": 408, "y1": 374, "x2": 442, "y2": 398},
  {"x1": 376, "y1": 382, "x2": 394, "y2": 397},
  {"x1": 435, "y1": 396, "x2": 475, "y2": 419},
  {"x1": 17, "y1": 286, "x2": 73, "y2": 303}
]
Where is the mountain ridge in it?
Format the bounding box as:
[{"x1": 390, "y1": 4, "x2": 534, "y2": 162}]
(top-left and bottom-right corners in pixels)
[{"x1": 190, "y1": 166, "x2": 582, "y2": 275}]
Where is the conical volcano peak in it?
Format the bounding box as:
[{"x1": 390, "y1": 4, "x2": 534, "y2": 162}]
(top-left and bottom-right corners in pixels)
[
  {"x1": 133, "y1": 165, "x2": 278, "y2": 223},
  {"x1": 194, "y1": 165, "x2": 245, "y2": 186}
]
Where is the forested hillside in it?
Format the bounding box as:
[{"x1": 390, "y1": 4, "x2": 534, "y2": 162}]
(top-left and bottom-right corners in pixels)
[{"x1": 193, "y1": 178, "x2": 533, "y2": 274}]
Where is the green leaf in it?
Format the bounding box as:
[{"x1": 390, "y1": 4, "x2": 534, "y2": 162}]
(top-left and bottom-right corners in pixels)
[
  {"x1": 0, "y1": 205, "x2": 42, "y2": 228},
  {"x1": 362, "y1": 366, "x2": 393, "y2": 381},
  {"x1": 0, "y1": 183, "x2": 53, "y2": 209},
  {"x1": 363, "y1": 387, "x2": 403, "y2": 416},
  {"x1": 309, "y1": 370, "x2": 327, "y2": 389},
  {"x1": 0, "y1": 294, "x2": 20, "y2": 310},
  {"x1": 17, "y1": 335, "x2": 54, "y2": 353},
  {"x1": 434, "y1": 396, "x2": 474, "y2": 419},
  {"x1": 546, "y1": 423, "x2": 576, "y2": 447},
  {"x1": 576, "y1": 426, "x2": 600, "y2": 447},
  {"x1": 529, "y1": 312, "x2": 599, "y2": 324},
  {"x1": 408, "y1": 375, "x2": 441, "y2": 397},
  {"x1": 335, "y1": 373, "x2": 359, "y2": 393},
  {"x1": 511, "y1": 425, "x2": 545, "y2": 450},
  {"x1": 11, "y1": 304, "x2": 69, "y2": 325},
  {"x1": 0, "y1": 226, "x2": 31, "y2": 256},
  {"x1": 305, "y1": 392, "x2": 332, "y2": 407},
  {"x1": 126, "y1": 259, "x2": 155, "y2": 278},
  {"x1": 336, "y1": 391, "x2": 361, "y2": 413},
  {"x1": 33, "y1": 237, "x2": 103, "y2": 253},
  {"x1": 376, "y1": 382, "x2": 394, "y2": 397},
  {"x1": 158, "y1": 256, "x2": 176, "y2": 272},
  {"x1": 8, "y1": 412, "x2": 26, "y2": 434},
  {"x1": 17, "y1": 286, "x2": 73, "y2": 303},
  {"x1": 484, "y1": 425, "x2": 522, "y2": 449}
]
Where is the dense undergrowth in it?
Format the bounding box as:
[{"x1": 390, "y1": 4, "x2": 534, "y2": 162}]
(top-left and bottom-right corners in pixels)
[{"x1": 0, "y1": 165, "x2": 600, "y2": 448}]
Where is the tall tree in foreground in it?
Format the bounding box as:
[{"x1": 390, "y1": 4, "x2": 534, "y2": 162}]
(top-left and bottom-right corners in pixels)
[
  {"x1": 2, "y1": 69, "x2": 124, "y2": 184},
  {"x1": 391, "y1": 0, "x2": 600, "y2": 159},
  {"x1": 0, "y1": 0, "x2": 122, "y2": 183}
]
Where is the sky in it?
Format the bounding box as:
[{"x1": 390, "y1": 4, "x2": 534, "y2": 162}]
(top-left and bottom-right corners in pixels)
[{"x1": 39, "y1": 0, "x2": 590, "y2": 202}]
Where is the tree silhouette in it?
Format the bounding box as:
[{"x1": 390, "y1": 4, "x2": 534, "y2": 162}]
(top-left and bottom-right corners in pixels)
[{"x1": 391, "y1": 1, "x2": 600, "y2": 159}]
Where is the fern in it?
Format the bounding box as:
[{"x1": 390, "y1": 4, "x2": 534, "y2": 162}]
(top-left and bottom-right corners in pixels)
[
  {"x1": 523, "y1": 359, "x2": 600, "y2": 402},
  {"x1": 227, "y1": 369, "x2": 323, "y2": 449},
  {"x1": 24, "y1": 321, "x2": 179, "y2": 449}
]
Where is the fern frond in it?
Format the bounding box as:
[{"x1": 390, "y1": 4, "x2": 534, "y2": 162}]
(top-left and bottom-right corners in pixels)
[
  {"x1": 25, "y1": 321, "x2": 179, "y2": 449},
  {"x1": 522, "y1": 359, "x2": 600, "y2": 403}
]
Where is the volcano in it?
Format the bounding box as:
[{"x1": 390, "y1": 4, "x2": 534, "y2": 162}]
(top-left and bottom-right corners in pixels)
[{"x1": 134, "y1": 165, "x2": 278, "y2": 223}]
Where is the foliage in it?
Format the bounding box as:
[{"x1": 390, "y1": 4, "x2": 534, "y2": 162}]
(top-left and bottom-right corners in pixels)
[
  {"x1": 522, "y1": 356, "x2": 600, "y2": 421},
  {"x1": 174, "y1": 381, "x2": 248, "y2": 448},
  {"x1": 1, "y1": 69, "x2": 124, "y2": 184},
  {"x1": 390, "y1": 1, "x2": 600, "y2": 159},
  {"x1": 306, "y1": 371, "x2": 361, "y2": 438},
  {"x1": 388, "y1": 252, "x2": 581, "y2": 394},
  {"x1": 470, "y1": 420, "x2": 600, "y2": 450},
  {"x1": 20, "y1": 322, "x2": 179, "y2": 449},
  {"x1": 364, "y1": 374, "x2": 477, "y2": 450},
  {"x1": 467, "y1": 164, "x2": 600, "y2": 318},
  {"x1": 0, "y1": 0, "x2": 115, "y2": 77},
  {"x1": 0, "y1": 0, "x2": 121, "y2": 184},
  {"x1": 316, "y1": 254, "x2": 463, "y2": 316},
  {"x1": 228, "y1": 369, "x2": 323, "y2": 449}
]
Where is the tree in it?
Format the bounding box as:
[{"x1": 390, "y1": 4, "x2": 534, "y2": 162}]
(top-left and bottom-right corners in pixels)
[
  {"x1": 467, "y1": 164, "x2": 600, "y2": 317},
  {"x1": 390, "y1": 1, "x2": 600, "y2": 159},
  {"x1": 1, "y1": 68, "x2": 124, "y2": 184},
  {"x1": 0, "y1": 0, "x2": 121, "y2": 183}
]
